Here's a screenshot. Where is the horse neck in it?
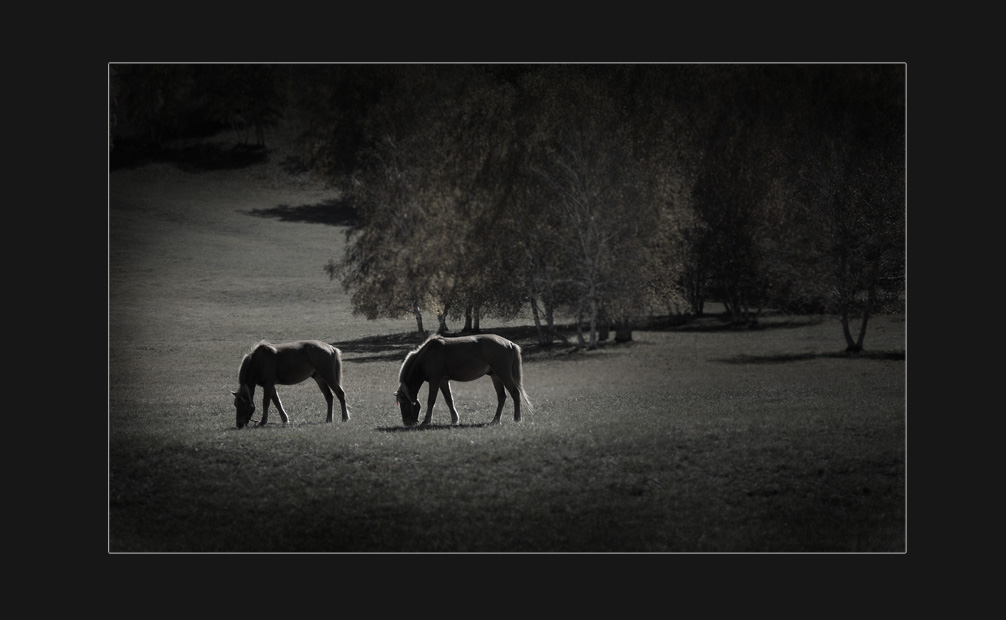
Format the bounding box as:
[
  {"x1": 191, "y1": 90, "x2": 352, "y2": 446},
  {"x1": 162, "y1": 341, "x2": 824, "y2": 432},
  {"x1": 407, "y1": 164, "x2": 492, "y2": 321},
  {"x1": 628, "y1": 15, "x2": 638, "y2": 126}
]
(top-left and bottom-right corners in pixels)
[
  {"x1": 238, "y1": 354, "x2": 257, "y2": 390},
  {"x1": 400, "y1": 345, "x2": 428, "y2": 396},
  {"x1": 405, "y1": 371, "x2": 423, "y2": 398}
]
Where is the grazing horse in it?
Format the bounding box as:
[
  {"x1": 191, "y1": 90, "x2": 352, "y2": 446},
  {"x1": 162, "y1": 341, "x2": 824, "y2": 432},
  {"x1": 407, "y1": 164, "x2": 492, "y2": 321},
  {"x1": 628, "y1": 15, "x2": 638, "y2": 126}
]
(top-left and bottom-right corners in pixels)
[
  {"x1": 395, "y1": 334, "x2": 532, "y2": 427},
  {"x1": 232, "y1": 340, "x2": 349, "y2": 428}
]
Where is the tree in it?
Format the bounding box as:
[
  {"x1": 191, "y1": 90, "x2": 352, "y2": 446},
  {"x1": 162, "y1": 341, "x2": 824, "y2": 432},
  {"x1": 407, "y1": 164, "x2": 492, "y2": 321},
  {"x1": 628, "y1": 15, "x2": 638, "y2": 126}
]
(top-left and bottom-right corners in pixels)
[
  {"x1": 327, "y1": 66, "x2": 525, "y2": 335},
  {"x1": 111, "y1": 64, "x2": 197, "y2": 145},
  {"x1": 666, "y1": 65, "x2": 802, "y2": 325},
  {"x1": 325, "y1": 67, "x2": 447, "y2": 333},
  {"x1": 518, "y1": 66, "x2": 663, "y2": 348},
  {"x1": 422, "y1": 68, "x2": 524, "y2": 334},
  {"x1": 194, "y1": 65, "x2": 284, "y2": 147},
  {"x1": 791, "y1": 65, "x2": 905, "y2": 351},
  {"x1": 287, "y1": 64, "x2": 392, "y2": 181},
  {"x1": 690, "y1": 119, "x2": 782, "y2": 325}
]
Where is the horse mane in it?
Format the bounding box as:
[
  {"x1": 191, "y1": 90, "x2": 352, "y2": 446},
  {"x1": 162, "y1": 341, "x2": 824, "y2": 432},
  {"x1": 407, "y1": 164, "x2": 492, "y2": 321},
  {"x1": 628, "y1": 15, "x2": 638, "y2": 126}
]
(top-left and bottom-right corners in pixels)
[
  {"x1": 239, "y1": 340, "x2": 275, "y2": 385},
  {"x1": 398, "y1": 335, "x2": 443, "y2": 384}
]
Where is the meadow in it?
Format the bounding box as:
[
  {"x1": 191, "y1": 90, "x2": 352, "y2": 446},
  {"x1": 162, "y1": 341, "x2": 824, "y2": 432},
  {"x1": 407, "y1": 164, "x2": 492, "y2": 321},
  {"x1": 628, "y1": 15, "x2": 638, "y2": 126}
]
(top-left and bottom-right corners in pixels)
[{"x1": 108, "y1": 139, "x2": 905, "y2": 553}]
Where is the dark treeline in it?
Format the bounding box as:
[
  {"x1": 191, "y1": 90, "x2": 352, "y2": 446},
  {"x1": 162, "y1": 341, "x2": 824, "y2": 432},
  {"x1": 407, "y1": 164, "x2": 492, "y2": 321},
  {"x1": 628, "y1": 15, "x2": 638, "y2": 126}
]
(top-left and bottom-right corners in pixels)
[{"x1": 110, "y1": 63, "x2": 905, "y2": 352}]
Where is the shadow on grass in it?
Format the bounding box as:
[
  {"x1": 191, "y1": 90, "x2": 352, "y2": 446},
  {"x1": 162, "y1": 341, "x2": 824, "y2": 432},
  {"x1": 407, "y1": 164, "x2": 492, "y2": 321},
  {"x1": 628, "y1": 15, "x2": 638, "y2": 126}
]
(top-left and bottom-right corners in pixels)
[
  {"x1": 376, "y1": 422, "x2": 491, "y2": 433},
  {"x1": 246, "y1": 197, "x2": 358, "y2": 227},
  {"x1": 717, "y1": 350, "x2": 905, "y2": 364},
  {"x1": 333, "y1": 319, "x2": 899, "y2": 368},
  {"x1": 110, "y1": 140, "x2": 269, "y2": 171},
  {"x1": 332, "y1": 326, "x2": 602, "y2": 365},
  {"x1": 229, "y1": 419, "x2": 355, "y2": 430},
  {"x1": 643, "y1": 313, "x2": 825, "y2": 333},
  {"x1": 333, "y1": 332, "x2": 422, "y2": 364}
]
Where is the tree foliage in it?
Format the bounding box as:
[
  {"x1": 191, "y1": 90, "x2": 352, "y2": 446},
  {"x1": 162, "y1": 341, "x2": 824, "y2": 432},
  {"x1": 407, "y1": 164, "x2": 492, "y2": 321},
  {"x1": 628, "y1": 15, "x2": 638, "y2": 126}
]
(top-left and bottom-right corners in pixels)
[
  {"x1": 287, "y1": 64, "x2": 904, "y2": 350},
  {"x1": 193, "y1": 65, "x2": 284, "y2": 147},
  {"x1": 516, "y1": 67, "x2": 667, "y2": 347},
  {"x1": 325, "y1": 66, "x2": 522, "y2": 334},
  {"x1": 788, "y1": 65, "x2": 906, "y2": 351}
]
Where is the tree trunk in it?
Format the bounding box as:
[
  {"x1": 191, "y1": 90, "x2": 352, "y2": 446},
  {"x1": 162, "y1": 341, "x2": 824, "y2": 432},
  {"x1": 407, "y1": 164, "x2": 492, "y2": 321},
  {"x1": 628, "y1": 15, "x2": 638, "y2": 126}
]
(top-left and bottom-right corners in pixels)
[
  {"x1": 436, "y1": 300, "x2": 453, "y2": 334},
  {"x1": 412, "y1": 303, "x2": 425, "y2": 334},
  {"x1": 530, "y1": 296, "x2": 545, "y2": 345},
  {"x1": 841, "y1": 311, "x2": 860, "y2": 352},
  {"x1": 576, "y1": 312, "x2": 587, "y2": 348},
  {"x1": 615, "y1": 316, "x2": 633, "y2": 342},
  {"x1": 596, "y1": 306, "x2": 609, "y2": 341},
  {"x1": 686, "y1": 270, "x2": 705, "y2": 316},
  {"x1": 544, "y1": 300, "x2": 555, "y2": 345},
  {"x1": 463, "y1": 306, "x2": 473, "y2": 333},
  {"x1": 847, "y1": 285, "x2": 876, "y2": 352},
  {"x1": 473, "y1": 306, "x2": 480, "y2": 333}
]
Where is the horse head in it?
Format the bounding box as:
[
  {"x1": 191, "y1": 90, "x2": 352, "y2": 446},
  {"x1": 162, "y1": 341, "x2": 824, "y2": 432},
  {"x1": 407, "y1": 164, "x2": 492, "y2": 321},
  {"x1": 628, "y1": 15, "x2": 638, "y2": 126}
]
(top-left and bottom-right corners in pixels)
[
  {"x1": 395, "y1": 382, "x2": 420, "y2": 426},
  {"x1": 232, "y1": 384, "x2": 255, "y2": 428}
]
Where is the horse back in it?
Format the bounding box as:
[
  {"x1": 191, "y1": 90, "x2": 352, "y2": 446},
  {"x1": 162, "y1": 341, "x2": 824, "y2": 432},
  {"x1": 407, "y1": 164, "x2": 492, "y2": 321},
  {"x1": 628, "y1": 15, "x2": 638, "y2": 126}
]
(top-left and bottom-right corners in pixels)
[
  {"x1": 269, "y1": 340, "x2": 341, "y2": 385},
  {"x1": 430, "y1": 334, "x2": 515, "y2": 381}
]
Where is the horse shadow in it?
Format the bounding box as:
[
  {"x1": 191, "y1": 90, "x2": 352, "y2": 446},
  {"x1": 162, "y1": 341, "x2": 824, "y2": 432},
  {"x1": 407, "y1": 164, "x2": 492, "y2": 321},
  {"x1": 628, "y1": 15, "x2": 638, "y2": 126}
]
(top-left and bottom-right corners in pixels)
[
  {"x1": 229, "y1": 421, "x2": 496, "y2": 432},
  {"x1": 376, "y1": 423, "x2": 491, "y2": 433},
  {"x1": 229, "y1": 416, "x2": 358, "y2": 430}
]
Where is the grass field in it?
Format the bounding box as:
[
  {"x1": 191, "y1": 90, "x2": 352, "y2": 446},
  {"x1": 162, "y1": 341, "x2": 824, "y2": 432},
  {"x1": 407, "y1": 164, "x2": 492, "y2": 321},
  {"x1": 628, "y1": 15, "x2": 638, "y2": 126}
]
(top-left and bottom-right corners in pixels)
[{"x1": 108, "y1": 133, "x2": 906, "y2": 553}]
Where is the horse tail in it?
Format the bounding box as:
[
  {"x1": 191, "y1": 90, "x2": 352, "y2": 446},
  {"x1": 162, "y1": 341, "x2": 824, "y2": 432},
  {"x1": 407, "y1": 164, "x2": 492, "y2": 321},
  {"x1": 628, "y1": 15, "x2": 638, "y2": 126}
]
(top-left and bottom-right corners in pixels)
[{"x1": 511, "y1": 342, "x2": 533, "y2": 412}]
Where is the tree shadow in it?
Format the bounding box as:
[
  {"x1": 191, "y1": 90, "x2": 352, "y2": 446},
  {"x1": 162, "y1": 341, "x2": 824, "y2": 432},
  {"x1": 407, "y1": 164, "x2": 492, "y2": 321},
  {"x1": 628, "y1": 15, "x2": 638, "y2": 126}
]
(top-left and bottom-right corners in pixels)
[
  {"x1": 332, "y1": 319, "x2": 890, "y2": 367},
  {"x1": 332, "y1": 327, "x2": 591, "y2": 365},
  {"x1": 110, "y1": 140, "x2": 268, "y2": 171},
  {"x1": 246, "y1": 197, "x2": 358, "y2": 227},
  {"x1": 717, "y1": 350, "x2": 905, "y2": 364},
  {"x1": 333, "y1": 332, "x2": 426, "y2": 364},
  {"x1": 643, "y1": 313, "x2": 825, "y2": 333}
]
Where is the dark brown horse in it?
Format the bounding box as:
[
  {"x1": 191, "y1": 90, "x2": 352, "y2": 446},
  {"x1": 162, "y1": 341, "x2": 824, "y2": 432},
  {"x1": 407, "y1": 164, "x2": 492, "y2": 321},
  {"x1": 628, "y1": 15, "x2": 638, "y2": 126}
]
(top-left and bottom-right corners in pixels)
[
  {"x1": 232, "y1": 340, "x2": 349, "y2": 428},
  {"x1": 395, "y1": 334, "x2": 532, "y2": 427}
]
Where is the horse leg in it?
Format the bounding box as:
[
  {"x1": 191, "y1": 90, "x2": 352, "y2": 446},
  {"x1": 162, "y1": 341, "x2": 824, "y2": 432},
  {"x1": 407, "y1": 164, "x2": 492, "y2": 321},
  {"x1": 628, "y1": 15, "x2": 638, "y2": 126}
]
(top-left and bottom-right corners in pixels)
[
  {"x1": 258, "y1": 386, "x2": 270, "y2": 426},
  {"x1": 490, "y1": 375, "x2": 507, "y2": 424},
  {"x1": 504, "y1": 379, "x2": 523, "y2": 422},
  {"x1": 313, "y1": 376, "x2": 335, "y2": 423},
  {"x1": 439, "y1": 380, "x2": 460, "y2": 425},
  {"x1": 335, "y1": 384, "x2": 349, "y2": 421},
  {"x1": 266, "y1": 384, "x2": 290, "y2": 424},
  {"x1": 422, "y1": 378, "x2": 442, "y2": 426}
]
